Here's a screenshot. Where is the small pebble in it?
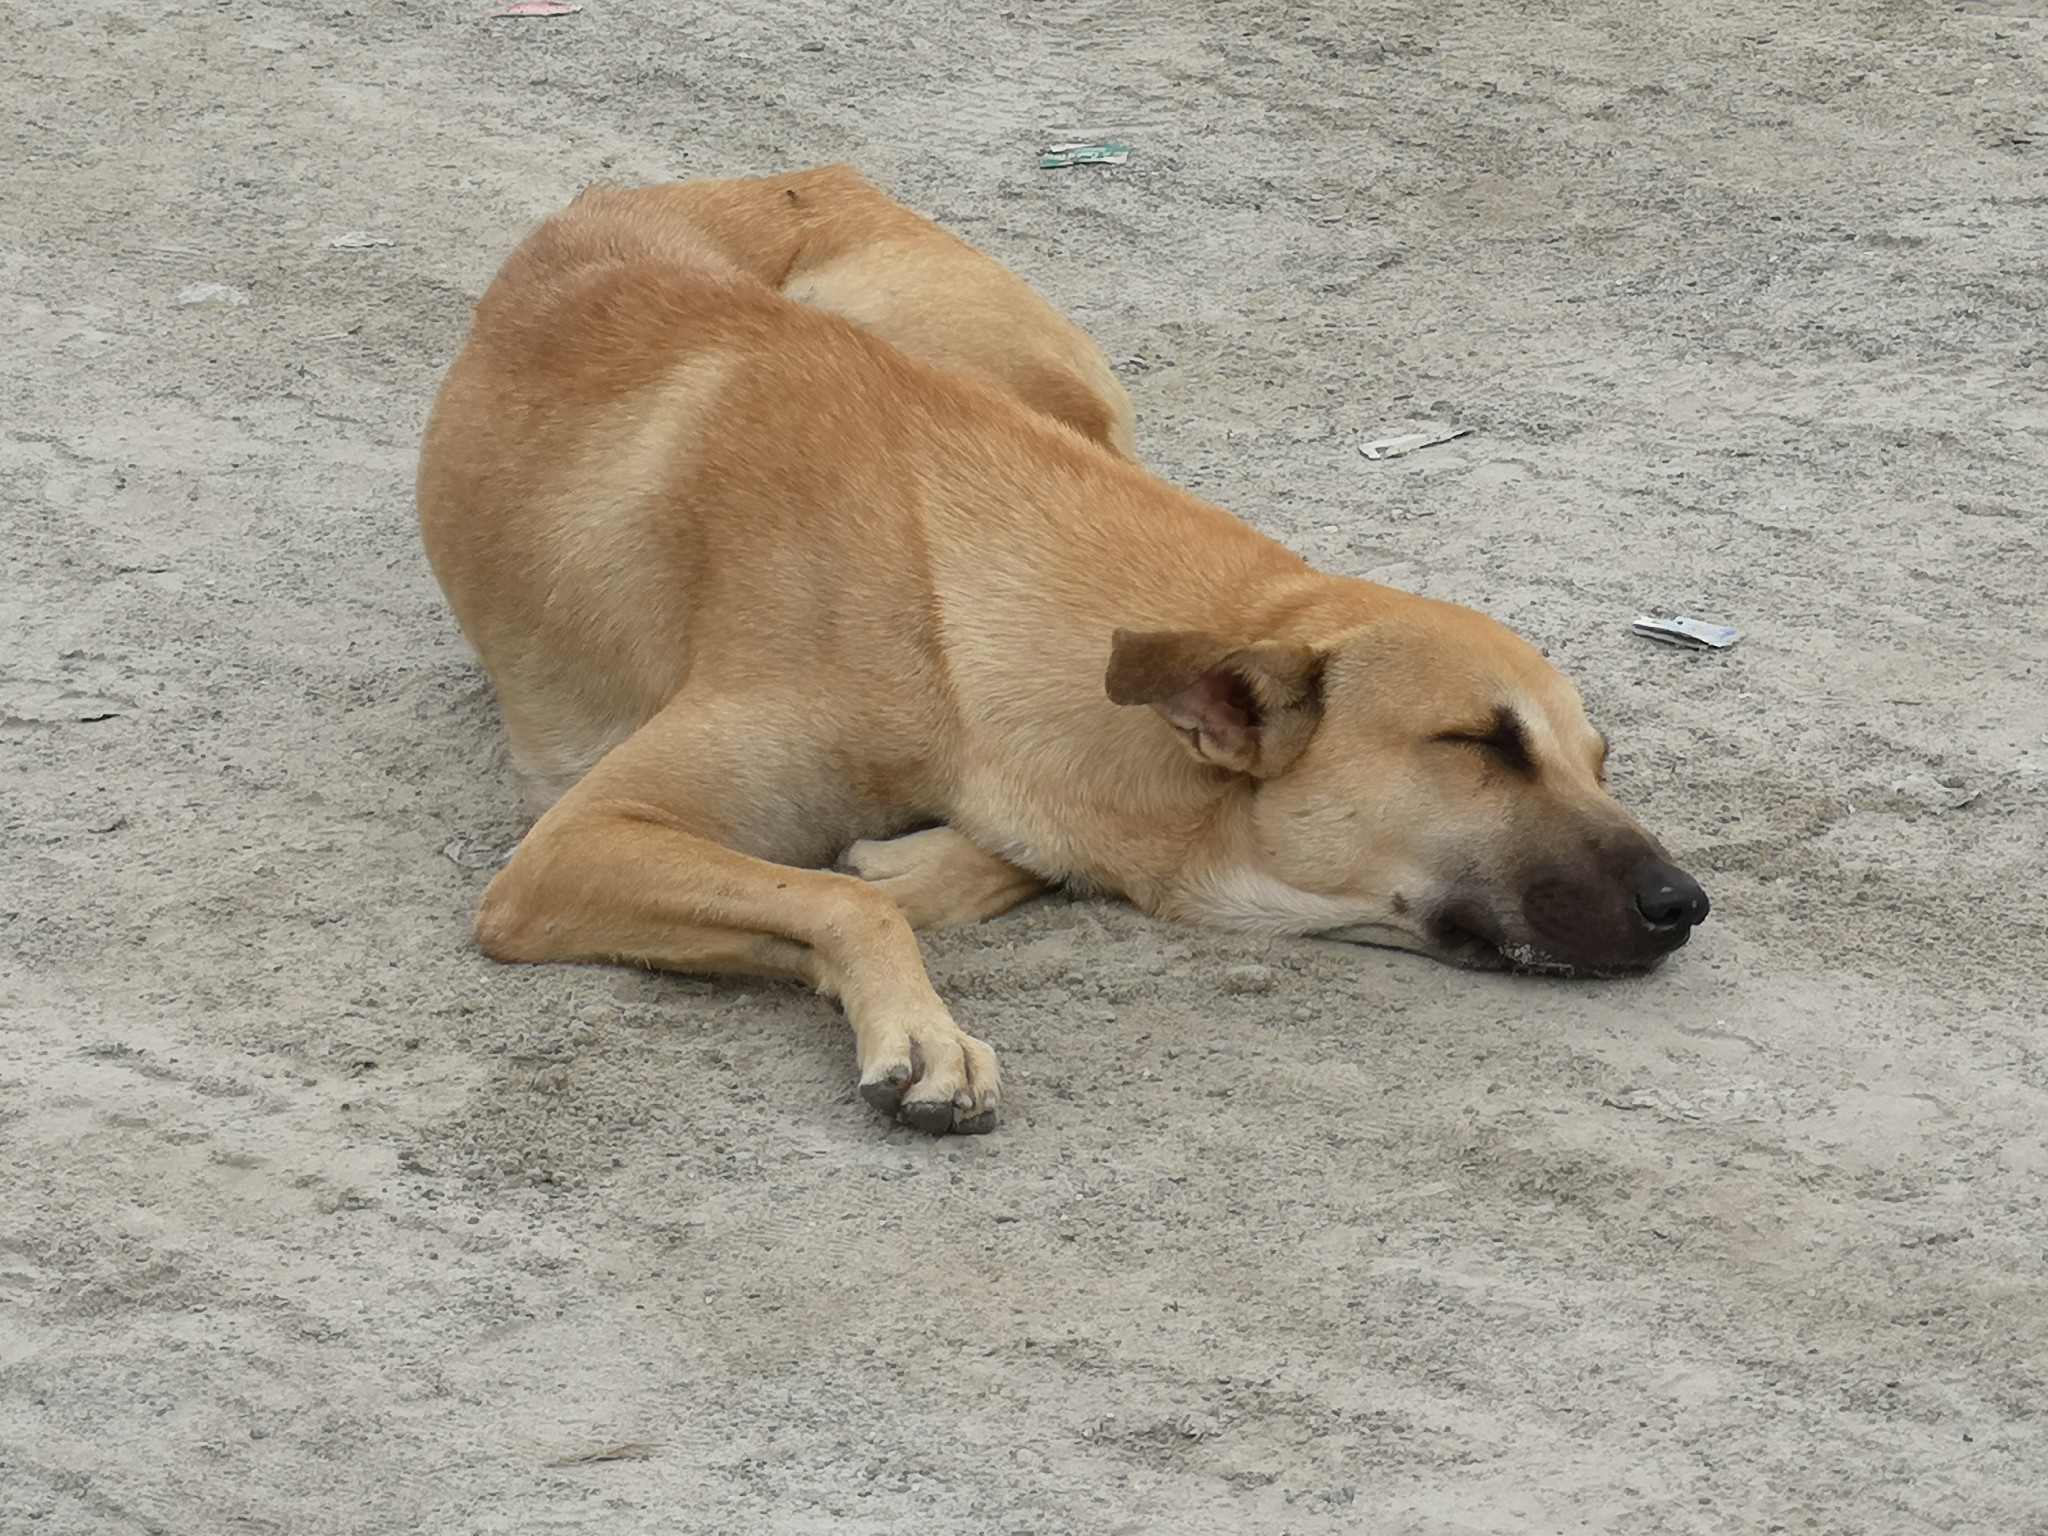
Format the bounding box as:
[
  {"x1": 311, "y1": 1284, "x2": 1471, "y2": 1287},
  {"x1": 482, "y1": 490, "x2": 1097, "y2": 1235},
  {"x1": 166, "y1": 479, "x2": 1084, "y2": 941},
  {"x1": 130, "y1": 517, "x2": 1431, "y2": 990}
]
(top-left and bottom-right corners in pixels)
[
  {"x1": 1221, "y1": 964, "x2": 1275, "y2": 995},
  {"x1": 178, "y1": 281, "x2": 249, "y2": 308}
]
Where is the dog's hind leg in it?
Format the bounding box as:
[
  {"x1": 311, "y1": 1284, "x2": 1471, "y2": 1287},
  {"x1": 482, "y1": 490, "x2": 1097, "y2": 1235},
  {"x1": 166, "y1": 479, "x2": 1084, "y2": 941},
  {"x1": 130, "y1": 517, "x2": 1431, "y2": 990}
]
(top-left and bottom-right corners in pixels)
[
  {"x1": 840, "y1": 826, "x2": 1047, "y2": 930},
  {"x1": 470, "y1": 700, "x2": 1000, "y2": 1135},
  {"x1": 598, "y1": 168, "x2": 1137, "y2": 456},
  {"x1": 775, "y1": 170, "x2": 1138, "y2": 457}
]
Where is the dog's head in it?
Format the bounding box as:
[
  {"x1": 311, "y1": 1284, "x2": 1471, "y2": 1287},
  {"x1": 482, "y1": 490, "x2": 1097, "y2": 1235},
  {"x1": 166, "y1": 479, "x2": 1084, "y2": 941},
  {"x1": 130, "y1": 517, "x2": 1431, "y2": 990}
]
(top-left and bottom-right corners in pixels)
[{"x1": 1105, "y1": 596, "x2": 1708, "y2": 976}]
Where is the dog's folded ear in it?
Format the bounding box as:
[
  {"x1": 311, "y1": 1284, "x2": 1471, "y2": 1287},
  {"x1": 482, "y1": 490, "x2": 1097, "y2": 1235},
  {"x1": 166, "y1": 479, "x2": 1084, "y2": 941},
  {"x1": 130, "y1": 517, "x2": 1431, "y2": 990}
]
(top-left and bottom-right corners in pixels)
[{"x1": 1105, "y1": 628, "x2": 1326, "y2": 777}]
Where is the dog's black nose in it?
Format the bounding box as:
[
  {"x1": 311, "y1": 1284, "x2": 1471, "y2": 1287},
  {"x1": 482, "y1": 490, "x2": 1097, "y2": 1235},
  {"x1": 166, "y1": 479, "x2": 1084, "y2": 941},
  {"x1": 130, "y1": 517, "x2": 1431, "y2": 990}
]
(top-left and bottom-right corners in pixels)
[{"x1": 1634, "y1": 862, "x2": 1710, "y2": 931}]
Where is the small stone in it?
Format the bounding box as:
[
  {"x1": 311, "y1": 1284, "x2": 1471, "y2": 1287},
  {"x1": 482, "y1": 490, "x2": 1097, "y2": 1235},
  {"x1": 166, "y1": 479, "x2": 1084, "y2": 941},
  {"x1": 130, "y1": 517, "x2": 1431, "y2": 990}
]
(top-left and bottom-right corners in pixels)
[
  {"x1": 1221, "y1": 964, "x2": 1276, "y2": 995},
  {"x1": 177, "y1": 281, "x2": 249, "y2": 308}
]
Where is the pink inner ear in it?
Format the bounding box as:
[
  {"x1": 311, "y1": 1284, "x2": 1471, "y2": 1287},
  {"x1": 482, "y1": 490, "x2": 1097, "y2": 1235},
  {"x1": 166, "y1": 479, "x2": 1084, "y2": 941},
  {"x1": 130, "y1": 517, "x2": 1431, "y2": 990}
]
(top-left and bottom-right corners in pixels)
[{"x1": 1190, "y1": 670, "x2": 1257, "y2": 734}]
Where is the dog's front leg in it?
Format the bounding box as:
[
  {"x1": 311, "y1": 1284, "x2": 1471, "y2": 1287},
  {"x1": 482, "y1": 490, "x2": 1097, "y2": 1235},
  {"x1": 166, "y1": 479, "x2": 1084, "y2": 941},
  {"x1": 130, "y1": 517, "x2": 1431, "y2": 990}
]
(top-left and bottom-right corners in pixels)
[{"x1": 471, "y1": 703, "x2": 999, "y2": 1134}]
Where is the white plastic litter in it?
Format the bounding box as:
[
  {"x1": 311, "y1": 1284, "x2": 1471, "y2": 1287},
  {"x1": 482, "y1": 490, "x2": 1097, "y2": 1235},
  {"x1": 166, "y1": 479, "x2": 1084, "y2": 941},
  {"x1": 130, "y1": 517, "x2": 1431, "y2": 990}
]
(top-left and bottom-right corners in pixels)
[{"x1": 1631, "y1": 616, "x2": 1740, "y2": 650}]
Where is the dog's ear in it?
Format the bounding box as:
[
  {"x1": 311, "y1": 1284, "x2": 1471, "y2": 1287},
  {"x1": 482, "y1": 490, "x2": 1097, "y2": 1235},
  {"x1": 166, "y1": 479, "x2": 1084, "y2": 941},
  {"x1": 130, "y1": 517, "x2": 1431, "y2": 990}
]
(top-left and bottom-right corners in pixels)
[{"x1": 1105, "y1": 628, "x2": 1326, "y2": 777}]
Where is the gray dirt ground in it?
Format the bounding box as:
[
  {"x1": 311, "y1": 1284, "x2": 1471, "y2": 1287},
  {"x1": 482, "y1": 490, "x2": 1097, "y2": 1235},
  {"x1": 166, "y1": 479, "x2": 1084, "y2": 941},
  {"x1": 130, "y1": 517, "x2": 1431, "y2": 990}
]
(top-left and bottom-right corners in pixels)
[{"x1": 4, "y1": 1, "x2": 2046, "y2": 1531}]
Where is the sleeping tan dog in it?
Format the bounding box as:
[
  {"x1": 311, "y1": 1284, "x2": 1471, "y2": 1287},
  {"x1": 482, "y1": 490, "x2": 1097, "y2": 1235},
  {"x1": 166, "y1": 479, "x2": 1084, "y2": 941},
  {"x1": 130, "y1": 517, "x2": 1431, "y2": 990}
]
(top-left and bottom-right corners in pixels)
[{"x1": 418, "y1": 166, "x2": 1708, "y2": 1135}]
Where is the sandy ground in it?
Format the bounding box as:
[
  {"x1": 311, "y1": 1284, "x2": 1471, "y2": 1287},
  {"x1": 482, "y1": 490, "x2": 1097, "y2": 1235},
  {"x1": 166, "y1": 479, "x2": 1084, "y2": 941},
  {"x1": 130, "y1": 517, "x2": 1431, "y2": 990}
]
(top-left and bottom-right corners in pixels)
[{"x1": 5, "y1": 1, "x2": 2047, "y2": 1531}]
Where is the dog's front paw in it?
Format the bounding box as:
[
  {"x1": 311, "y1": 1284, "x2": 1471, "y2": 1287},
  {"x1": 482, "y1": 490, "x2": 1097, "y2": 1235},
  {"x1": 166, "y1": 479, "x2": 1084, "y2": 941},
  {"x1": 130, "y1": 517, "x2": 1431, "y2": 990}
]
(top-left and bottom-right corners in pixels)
[
  {"x1": 857, "y1": 1019, "x2": 1001, "y2": 1135},
  {"x1": 840, "y1": 826, "x2": 1044, "y2": 931},
  {"x1": 839, "y1": 834, "x2": 925, "y2": 886}
]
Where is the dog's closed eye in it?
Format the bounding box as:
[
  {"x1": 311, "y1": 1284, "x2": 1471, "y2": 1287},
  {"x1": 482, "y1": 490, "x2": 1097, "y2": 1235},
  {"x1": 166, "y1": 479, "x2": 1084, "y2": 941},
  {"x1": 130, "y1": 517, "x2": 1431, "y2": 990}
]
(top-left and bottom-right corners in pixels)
[{"x1": 1433, "y1": 706, "x2": 1535, "y2": 776}]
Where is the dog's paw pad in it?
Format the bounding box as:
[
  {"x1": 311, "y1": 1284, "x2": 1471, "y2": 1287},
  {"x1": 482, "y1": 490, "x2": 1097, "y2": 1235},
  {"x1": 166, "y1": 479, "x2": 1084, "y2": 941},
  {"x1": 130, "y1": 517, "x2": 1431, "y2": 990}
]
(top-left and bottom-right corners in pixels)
[{"x1": 897, "y1": 1098, "x2": 958, "y2": 1135}]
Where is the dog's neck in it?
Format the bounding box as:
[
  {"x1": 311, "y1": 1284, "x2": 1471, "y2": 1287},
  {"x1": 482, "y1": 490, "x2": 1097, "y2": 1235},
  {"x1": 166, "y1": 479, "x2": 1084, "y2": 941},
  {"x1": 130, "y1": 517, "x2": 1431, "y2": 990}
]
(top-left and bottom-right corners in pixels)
[{"x1": 936, "y1": 459, "x2": 1402, "y2": 916}]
